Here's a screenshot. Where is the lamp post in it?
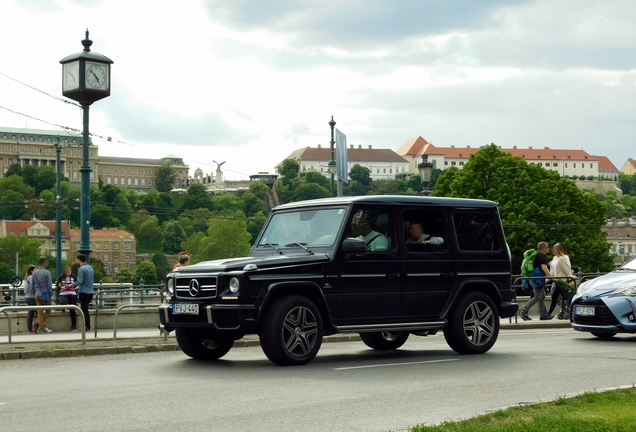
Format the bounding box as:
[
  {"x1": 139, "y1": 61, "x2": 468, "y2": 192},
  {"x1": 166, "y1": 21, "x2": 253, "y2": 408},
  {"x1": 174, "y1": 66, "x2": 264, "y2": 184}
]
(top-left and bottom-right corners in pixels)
[
  {"x1": 60, "y1": 30, "x2": 113, "y2": 261},
  {"x1": 328, "y1": 116, "x2": 337, "y2": 197},
  {"x1": 418, "y1": 154, "x2": 434, "y2": 196},
  {"x1": 54, "y1": 136, "x2": 63, "y2": 300}
]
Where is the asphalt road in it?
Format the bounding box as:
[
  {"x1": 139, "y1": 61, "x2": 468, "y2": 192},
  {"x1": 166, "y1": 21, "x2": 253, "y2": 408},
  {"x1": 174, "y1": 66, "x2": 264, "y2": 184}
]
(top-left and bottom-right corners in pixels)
[{"x1": 1, "y1": 329, "x2": 635, "y2": 432}]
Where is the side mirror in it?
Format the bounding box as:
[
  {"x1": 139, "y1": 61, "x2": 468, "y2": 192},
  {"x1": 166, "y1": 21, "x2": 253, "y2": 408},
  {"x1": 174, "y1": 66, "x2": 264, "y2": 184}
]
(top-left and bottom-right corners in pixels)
[{"x1": 341, "y1": 238, "x2": 367, "y2": 254}]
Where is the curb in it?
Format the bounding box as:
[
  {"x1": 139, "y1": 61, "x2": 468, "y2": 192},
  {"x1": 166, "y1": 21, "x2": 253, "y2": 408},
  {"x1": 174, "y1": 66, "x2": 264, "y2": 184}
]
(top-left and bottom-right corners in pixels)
[{"x1": 0, "y1": 325, "x2": 569, "y2": 361}]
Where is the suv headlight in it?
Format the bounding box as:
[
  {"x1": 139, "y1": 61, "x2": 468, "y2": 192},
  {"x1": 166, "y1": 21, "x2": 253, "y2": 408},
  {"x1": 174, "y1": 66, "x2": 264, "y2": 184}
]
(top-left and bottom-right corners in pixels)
[
  {"x1": 167, "y1": 278, "x2": 174, "y2": 295},
  {"x1": 229, "y1": 277, "x2": 240, "y2": 294},
  {"x1": 610, "y1": 286, "x2": 636, "y2": 297}
]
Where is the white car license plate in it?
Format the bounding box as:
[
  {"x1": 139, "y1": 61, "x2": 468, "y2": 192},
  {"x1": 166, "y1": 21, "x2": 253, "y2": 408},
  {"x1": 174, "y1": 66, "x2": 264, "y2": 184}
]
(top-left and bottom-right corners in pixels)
[
  {"x1": 173, "y1": 303, "x2": 199, "y2": 315},
  {"x1": 574, "y1": 306, "x2": 595, "y2": 316}
]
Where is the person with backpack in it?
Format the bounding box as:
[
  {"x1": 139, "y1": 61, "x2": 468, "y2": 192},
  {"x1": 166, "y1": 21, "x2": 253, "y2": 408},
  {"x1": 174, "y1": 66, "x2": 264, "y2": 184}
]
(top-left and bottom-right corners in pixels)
[
  {"x1": 519, "y1": 242, "x2": 554, "y2": 321},
  {"x1": 24, "y1": 265, "x2": 37, "y2": 334},
  {"x1": 547, "y1": 243, "x2": 575, "y2": 319}
]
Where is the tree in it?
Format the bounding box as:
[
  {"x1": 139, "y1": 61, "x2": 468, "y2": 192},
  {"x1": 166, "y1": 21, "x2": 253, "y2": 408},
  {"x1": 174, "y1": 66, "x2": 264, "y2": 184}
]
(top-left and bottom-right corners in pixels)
[
  {"x1": 152, "y1": 253, "x2": 170, "y2": 282},
  {"x1": 0, "y1": 235, "x2": 42, "y2": 283},
  {"x1": 35, "y1": 166, "x2": 56, "y2": 195},
  {"x1": 162, "y1": 221, "x2": 187, "y2": 254},
  {"x1": 293, "y1": 183, "x2": 330, "y2": 201},
  {"x1": 4, "y1": 163, "x2": 22, "y2": 177},
  {"x1": 190, "y1": 218, "x2": 252, "y2": 263},
  {"x1": 91, "y1": 204, "x2": 120, "y2": 229},
  {"x1": 21, "y1": 165, "x2": 38, "y2": 189},
  {"x1": 113, "y1": 268, "x2": 134, "y2": 284},
  {"x1": 0, "y1": 190, "x2": 27, "y2": 220},
  {"x1": 134, "y1": 260, "x2": 159, "y2": 284},
  {"x1": 349, "y1": 164, "x2": 372, "y2": 186},
  {"x1": 156, "y1": 162, "x2": 177, "y2": 193},
  {"x1": 432, "y1": 144, "x2": 613, "y2": 272},
  {"x1": 304, "y1": 171, "x2": 330, "y2": 189},
  {"x1": 127, "y1": 212, "x2": 162, "y2": 253},
  {"x1": 0, "y1": 175, "x2": 35, "y2": 200},
  {"x1": 182, "y1": 183, "x2": 213, "y2": 211},
  {"x1": 277, "y1": 159, "x2": 300, "y2": 178},
  {"x1": 248, "y1": 181, "x2": 270, "y2": 200},
  {"x1": 178, "y1": 208, "x2": 214, "y2": 237},
  {"x1": 619, "y1": 173, "x2": 636, "y2": 195}
]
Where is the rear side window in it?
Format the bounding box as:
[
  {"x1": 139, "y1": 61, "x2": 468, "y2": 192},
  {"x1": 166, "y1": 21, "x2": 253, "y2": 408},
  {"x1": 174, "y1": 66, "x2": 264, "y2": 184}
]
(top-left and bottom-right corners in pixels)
[{"x1": 453, "y1": 212, "x2": 501, "y2": 252}]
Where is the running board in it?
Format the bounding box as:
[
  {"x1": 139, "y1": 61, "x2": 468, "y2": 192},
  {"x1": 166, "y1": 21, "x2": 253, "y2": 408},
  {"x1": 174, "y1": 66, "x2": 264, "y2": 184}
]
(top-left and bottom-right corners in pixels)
[{"x1": 334, "y1": 321, "x2": 446, "y2": 333}]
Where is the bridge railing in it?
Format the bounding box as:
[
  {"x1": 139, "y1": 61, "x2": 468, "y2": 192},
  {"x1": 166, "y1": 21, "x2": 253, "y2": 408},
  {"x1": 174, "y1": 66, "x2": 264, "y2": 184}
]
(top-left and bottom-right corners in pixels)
[{"x1": 0, "y1": 305, "x2": 86, "y2": 344}]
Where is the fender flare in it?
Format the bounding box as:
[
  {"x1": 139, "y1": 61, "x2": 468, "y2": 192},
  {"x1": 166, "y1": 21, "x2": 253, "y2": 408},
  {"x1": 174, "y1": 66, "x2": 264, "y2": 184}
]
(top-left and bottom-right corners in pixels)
[
  {"x1": 440, "y1": 279, "x2": 503, "y2": 319},
  {"x1": 255, "y1": 281, "x2": 334, "y2": 327}
]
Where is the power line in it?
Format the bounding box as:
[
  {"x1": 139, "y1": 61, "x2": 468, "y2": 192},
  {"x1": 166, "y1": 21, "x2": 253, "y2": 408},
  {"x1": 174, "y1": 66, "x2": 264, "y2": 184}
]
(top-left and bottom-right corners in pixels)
[{"x1": 0, "y1": 71, "x2": 82, "y2": 108}]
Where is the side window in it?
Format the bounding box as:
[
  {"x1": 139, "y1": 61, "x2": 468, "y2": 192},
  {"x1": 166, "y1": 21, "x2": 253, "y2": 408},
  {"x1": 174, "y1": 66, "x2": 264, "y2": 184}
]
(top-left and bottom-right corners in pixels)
[
  {"x1": 453, "y1": 212, "x2": 501, "y2": 252},
  {"x1": 345, "y1": 206, "x2": 393, "y2": 252},
  {"x1": 402, "y1": 209, "x2": 447, "y2": 253}
]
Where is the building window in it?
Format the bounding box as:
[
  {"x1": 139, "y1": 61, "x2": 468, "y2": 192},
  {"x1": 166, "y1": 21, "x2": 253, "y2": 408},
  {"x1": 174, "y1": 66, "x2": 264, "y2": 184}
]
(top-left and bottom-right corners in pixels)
[
  {"x1": 107, "y1": 177, "x2": 112, "y2": 184},
  {"x1": 141, "y1": 179, "x2": 146, "y2": 186},
  {"x1": 114, "y1": 168, "x2": 118, "y2": 174},
  {"x1": 121, "y1": 177, "x2": 125, "y2": 185},
  {"x1": 114, "y1": 266, "x2": 119, "y2": 273},
  {"x1": 389, "y1": 168, "x2": 392, "y2": 173},
  {"x1": 125, "y1": 254, "x2": 130, "y2": 261},
  {"x1": 73, "y1": 172, "x2": 78, "y2": 179},
  {"x1": 114, "y1": 178, "x2": 118, "y2": 185},
  {"x1": 104, "y1": 265, "x2": 109, "y2": 273},
  {"x1": 141, "y1": 170, "x2": 145, "y2": 175},
  {"x1": 383, "y1": 168, "x2": 386, "y2": 173},
  {"x1": 127, "y1": 178, "x2": 132, "y2": 185},
  {"x1": 574, "y1": 163, "x2": 576, "y2": 168},
  {"x1": 553, "y1": 163, "x2": 558, "y2": 167},
  {"x1": 104, "y1": 242, "x2": 109, "y2": 249},
  {"x1": 104, "y1": 253, "x2": 109, "y2": 261},
  {"x1": 545, "y1": 162, "x2": 550, "y2": 167},
  {"x1": 459, "y1": 161, "x2": 464, "y2": 166},
  {"x1": 96, "y1": 243, "x2": 101, "y2": 250},
  {"x1": 148, "y1": 179, "x2": 152, "y2": 186},
  {"x1": 95, "y1": 253, "x2": 100, "y2": 259},
  {"x1": 628, "y1": 245, "x2": 633, "y2": 254},
  {"x1": 135, "y1": 170, "x2": 138, "y2": 175},
  {"x1": 114, "y1": 253, "x2": 119, "y2": 260},
  {"x1": 134, "y1": 178, "x2": 139, "y2": 186},
  {"x1": 451, "y1": 161, "x2": 457, "y2": 166},
  {"x1": 124, "y1": 242, "x2": 131, "y2": 250},
  {"x1": 114, "y1": 243, "x2": 119, "y2": 249},
  {"x1": 565, "y1": 163, "x2": 568, "y2": 168},
  {"x1": 590, "y1": 163, "x2": 593, "y2": 168}
]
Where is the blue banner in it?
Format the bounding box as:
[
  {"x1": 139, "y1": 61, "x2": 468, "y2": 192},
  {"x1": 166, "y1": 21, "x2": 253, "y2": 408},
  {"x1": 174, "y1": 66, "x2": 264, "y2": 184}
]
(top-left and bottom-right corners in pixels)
[{"x1": 335, "y1": 128, "x2": 348, "y2": 183}]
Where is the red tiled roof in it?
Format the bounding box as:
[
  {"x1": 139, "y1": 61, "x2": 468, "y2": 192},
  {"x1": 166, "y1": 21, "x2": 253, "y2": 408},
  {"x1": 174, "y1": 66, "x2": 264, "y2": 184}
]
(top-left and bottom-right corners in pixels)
[
  {"x1": 396, "y1": 137, "x2": 444, "y2": 156},
  {"x1": 284, "y1": 146, "x2": 408, "y2": 163},
  {"x1": 602, "y1": 225, "x2": 636, "y2": 237},
  {"x1": 69, "y1": 229, "x2": 134, "y2": 239},
  {"x1": 3, "y1": 220, "x2": 70, "y2": 237},
  {"x1": 596, "y1": 156, "x2": 620, "y2": 173}
]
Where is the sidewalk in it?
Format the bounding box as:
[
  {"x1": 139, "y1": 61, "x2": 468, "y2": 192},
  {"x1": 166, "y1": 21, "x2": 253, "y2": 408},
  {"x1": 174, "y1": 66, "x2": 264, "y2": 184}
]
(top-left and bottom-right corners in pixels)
[{"x1": 0, "y1": 318, "x2": 570, "y2": 361}]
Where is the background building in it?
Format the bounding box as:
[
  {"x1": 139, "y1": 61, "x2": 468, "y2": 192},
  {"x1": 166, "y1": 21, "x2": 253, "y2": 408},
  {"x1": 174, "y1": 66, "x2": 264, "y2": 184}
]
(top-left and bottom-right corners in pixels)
[
  {"x1": 70, "y1": 228, "x2": 136, "y2": 276},
  {"x1": 602, "y1": 219, "x2": 636, "y2": 266},
  {"x1": 0, "y1": 219, "x2": 71, "y2": 260},
  {"x1": 282, "y1": 145, "x2": 410, "y2": 180},
  {"x1": 0, "y1": 127, "x2": 189, "y2": 192},
  {"x1": 398, "y1": 136, "x2": 620, "y2": 180},
  {"x1": 620, "y1": 159, "x2": 636, "y2": 175}
]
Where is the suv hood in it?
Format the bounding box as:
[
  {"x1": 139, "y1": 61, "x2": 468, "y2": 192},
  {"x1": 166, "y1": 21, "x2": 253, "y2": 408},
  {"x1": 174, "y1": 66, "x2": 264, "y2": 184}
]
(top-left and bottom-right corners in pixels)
[{"x1": 172, "y1": 253, "x2": 331, "y2": 274}]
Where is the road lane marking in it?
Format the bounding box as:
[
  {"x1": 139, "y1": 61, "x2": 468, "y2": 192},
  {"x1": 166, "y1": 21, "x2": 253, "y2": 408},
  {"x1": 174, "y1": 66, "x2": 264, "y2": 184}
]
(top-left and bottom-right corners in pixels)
[{"x1": 334, "y1": 359, "x2": 458, "y2": 371}]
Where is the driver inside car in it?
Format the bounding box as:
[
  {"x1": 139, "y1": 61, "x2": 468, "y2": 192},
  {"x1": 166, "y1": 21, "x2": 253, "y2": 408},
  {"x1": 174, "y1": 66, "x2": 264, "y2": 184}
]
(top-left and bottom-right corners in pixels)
[{"x1": 351, "y1": 210, "x2": 388, "y2": 252}]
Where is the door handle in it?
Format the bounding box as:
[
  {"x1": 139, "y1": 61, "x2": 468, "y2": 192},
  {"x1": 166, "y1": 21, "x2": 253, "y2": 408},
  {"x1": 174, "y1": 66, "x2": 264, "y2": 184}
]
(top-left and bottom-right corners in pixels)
[
  {"x1": 441, "y1": 272, "x2": 454, "y2": 278},
  {"x1": 387, "y1": 273, "x2": 399, "y2": 279}
]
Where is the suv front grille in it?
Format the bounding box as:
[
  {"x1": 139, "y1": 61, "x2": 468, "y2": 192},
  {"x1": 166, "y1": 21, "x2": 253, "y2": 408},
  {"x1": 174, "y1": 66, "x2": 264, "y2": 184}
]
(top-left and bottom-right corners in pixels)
[
  {"x1": 571, "y1": 300, "x2": 620, "y2": 326},
  {"x1": 175, "y1": 275, "x2": 218, "y2": 300}
]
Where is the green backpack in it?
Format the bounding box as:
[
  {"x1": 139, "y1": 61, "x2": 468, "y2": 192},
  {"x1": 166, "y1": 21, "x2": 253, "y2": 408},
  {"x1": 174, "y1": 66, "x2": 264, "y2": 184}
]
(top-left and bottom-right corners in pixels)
[{"x1": 521, "y1": 249, "x2": 538, "y2": 277}]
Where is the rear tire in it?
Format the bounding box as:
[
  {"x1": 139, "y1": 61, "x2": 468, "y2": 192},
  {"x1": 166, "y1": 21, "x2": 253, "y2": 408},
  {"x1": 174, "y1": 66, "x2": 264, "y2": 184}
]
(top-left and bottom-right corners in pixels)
[
  {"x1": 444, "y1": 291, "x2": 499, "y2": 354},
  {"x1": 359, "y1": 331, "x2": 409, "y2": 350},
  {"x1": 591, "y1": 332, "x2": 617, "y2": 339},
  {"x1": 259, "y1": 295, "x2": 324, "y2": 366},
  {"x1": 176, "y1": 327, "x2": 234, "y2": 360}
]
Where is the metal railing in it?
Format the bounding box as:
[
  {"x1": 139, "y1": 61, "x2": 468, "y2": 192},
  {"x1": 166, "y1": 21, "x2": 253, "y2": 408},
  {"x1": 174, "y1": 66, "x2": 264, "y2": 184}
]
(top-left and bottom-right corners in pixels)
[
  {"x1": 93, "y1": 286, "x2": 164, "y2": 338},
  {"x1": 0, "y1": 305, "x2": 86, "y2": 344}
]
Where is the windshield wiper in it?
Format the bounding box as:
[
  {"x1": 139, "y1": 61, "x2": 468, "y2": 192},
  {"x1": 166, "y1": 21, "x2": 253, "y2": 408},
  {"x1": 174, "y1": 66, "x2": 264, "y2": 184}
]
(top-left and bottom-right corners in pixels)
[
  {"x1": 284, "y1": 242, "x2": 314, "y2": 255},
  {"x1": 260, "y1": 243, "x2": 284, "y2": 255}
]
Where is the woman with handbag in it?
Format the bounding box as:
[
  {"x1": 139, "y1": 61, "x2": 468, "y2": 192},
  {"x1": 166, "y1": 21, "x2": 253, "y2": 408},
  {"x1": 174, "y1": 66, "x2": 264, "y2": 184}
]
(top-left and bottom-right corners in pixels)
[
  {"x1": 548, "y1": 243, "x2": 575, "y2": 320},
  {"x1": 24, "y1": 265, "x2": 37, "y2": 334},
  {"x1": 33, "y1": 257, "x2": 54, "y2": 334}
]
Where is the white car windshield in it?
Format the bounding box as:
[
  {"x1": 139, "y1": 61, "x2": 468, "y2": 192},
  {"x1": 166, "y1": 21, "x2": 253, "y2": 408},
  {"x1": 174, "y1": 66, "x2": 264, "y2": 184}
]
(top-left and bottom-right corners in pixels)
[
  {"x1": 257, "y1": 207, "x2": 346, "y2": 248},
  {"x1": 619, "y1": 259, "x2": 636, "y2": 271}
]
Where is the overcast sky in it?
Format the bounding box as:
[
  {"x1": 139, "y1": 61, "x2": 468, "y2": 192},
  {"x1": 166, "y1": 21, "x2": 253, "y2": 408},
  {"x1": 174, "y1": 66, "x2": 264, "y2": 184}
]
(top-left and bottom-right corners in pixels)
[{"x1": 1, "y1": 0, "x2": 635, "y2": 180}]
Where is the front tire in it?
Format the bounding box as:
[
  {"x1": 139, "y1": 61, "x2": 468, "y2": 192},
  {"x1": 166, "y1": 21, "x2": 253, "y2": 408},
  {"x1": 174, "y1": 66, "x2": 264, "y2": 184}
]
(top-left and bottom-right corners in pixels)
[
  {"x1": 359, "y1": 331, "x2": 409, "y2": 350},
  {"x1": 176, "y1": 327, "x2": 234, "y2": 360},
  {"x1": 444, "y1": 292, "x2": 499, "y2": 354},
  {"x1": 591, "y1": 332, "x2": 617, "y2": 339},
  {"x1": 259, "y1": 296, "x2": 324, "y2": 366}
]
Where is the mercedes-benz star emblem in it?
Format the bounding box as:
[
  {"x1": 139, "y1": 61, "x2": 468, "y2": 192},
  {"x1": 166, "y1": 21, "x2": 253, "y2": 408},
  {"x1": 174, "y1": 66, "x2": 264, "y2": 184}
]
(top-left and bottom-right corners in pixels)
[{"x1": 188, "y1": 279, "x2": 200, "y2": 297}]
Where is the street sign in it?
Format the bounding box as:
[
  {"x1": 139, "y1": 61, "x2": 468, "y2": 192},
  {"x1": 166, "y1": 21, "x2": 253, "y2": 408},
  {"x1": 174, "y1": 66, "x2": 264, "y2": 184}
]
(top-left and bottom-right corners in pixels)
[{"x1": 335, "y1": 128, "x2": 348, "y2": 183}]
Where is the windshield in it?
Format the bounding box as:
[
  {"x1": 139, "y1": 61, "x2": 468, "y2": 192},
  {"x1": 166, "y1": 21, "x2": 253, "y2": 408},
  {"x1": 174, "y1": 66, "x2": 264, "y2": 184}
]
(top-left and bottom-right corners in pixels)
[{"x1": 256, "y1": 207, "x2": 346, "y2": 249}]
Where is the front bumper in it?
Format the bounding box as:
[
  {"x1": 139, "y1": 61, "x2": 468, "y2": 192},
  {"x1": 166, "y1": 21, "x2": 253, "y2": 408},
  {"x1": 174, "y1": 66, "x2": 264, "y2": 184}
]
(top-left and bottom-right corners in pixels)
[
  {"x1": 571, "y1": 296, "x2": 636, "y2": 334},
  {"x1": 159, "y1": 303, "x2": 258, "y2": 334},
  {"x1": 499, "y1": 302, "x2": 519, "y2": 318}
]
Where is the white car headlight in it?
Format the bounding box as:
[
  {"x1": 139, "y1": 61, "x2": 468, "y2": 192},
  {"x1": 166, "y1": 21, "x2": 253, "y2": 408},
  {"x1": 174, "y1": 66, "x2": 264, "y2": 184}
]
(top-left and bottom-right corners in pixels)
[
  {"x1": 229, "y1": 277, "x2": 240, "y2": 294},
  {"x1": 167, "y1": 278, "x2": 174, "y2": 294},
  {"x1": 610, "y1": 286, "x2": 636, "y2": 297},
  {"x1": 577, "y1": 282, "x2": 590, "y2": 296}
]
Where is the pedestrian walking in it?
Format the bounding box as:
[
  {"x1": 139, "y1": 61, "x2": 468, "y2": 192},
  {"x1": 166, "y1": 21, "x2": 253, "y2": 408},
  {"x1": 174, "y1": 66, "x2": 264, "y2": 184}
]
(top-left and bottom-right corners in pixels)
[
  {"x1": 33, "y1": 257, "x2": 54, "y2": 333},
  {"x1": 71, "y1": 254, "x2": 94, "y2": 332},
  {"x1": 57, "y1": 266, "x2": 78, "y2": 331},
  {"x1": 519, "y1": 242, "x2": 554, "y2": 321},
  {"x1": 23, "y1": 265, "x2": 37, "y2": 334},
  {"x1": 547, "y1": 243, "x2": 575, "y2": 319}
]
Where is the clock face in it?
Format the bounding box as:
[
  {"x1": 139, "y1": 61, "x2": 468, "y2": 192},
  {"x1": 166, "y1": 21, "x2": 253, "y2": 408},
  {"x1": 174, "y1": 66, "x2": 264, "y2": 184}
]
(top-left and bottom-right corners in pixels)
[
  {"x1": 85, "y1": 62, "x2": 108, "y2": 90},
  {"x1": 63, "y1": 61, "x2": 80, "y2": 91}
]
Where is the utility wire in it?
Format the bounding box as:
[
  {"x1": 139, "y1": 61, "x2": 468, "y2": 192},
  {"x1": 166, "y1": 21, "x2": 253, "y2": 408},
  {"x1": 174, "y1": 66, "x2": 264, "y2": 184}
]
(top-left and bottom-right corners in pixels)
[{"x1": 0, "y1": 71, "x2": 82, "y2": 108}]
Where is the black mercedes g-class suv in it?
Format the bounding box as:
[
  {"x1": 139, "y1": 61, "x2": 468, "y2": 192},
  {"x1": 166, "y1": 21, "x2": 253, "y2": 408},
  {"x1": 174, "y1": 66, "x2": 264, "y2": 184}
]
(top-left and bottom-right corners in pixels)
[{"x1": 160, "y1": 196, "x2": 517, "y2": 365}]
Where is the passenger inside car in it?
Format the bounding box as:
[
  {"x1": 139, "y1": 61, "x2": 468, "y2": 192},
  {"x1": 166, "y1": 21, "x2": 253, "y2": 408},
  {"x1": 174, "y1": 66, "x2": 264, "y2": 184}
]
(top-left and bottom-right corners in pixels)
[{"x1": 350, "y1": 210, "x2": 389, "y2": 252}]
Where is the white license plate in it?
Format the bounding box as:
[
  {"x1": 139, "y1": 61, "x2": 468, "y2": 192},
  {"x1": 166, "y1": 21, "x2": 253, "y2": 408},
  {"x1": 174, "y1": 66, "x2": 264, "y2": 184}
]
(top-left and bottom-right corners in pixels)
[
  {"x1": 574, "y1": 306, "x2": 595, "y2": 316},
  {"x1": 173, "y1": 303, "x2": 199, "y2": 315}
]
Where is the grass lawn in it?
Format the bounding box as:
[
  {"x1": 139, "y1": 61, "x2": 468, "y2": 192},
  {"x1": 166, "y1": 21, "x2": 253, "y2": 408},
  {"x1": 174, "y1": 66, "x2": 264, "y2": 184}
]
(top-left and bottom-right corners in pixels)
[{"x1": 411, "y1": 388, "x2": 636, "y2": 432}]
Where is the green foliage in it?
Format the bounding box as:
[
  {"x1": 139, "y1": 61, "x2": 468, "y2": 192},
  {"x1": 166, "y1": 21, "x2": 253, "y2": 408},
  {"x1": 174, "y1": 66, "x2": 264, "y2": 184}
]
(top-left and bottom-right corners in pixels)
[
  {"x1": 432, "y1": 144, "x2": 613, "y2": 272},
  {"x1": 178, "y1": 208, "x2": 214, "y2": 237},
  {"x1": 113, "y1": 268, "x2": 134, "y2": 284},
  {"x1": 151, "y1": 253, "x2": 170, "y2": 282},
  {"x1": 90, "y1": 204, "x2": 120, "y2": 229},
  {"x1": 292, "y1": 183, "x2": 330, "y2": 201},
  {"x1": 134, "y1": 260, "x2": 159, "y2": 284},
  {"x1": 277, "y1": 159, "x2": 300, "y2": 179},
  {"x1": 182, "y1": 183, "x2": 213, "y2": 211},
  {"x1": 4, "y1": 163, "x2": 22, "y2": 177},
  {"x1": 248, "y1": 181, "x2": 270, "y2": 200},
  {"x1": 349, "y1": 164, "x2": 372, "y2": 186},
  {"x1": 0, "y1": 235, "x2": 42, "y2": 283},
  {"x1": 0, "y1": 190, "x2": 27, "y2": 220},
  {"x1": 185, "y1": 218, "x2": 252, "y2": 263},
  {"x1": 304, "y1": 171, "x2": 330, "y2": 189},
  {"x1": 368, "y1": 179, "x2": 412, "y2": 195},
  {"x1": 89, "y1": 258, "x2": 106, "y2": 283},
  {"x1": 0, "y1": 175, "x2": 35, "y2": 200},
  {"x1": 619, "y1": 172, "x2": 636, "y2": 195},
  {"x1": 156, "y1": 163, "x2": 176, "y2": 193},
  {"x1": 126, "y1": 212, "x2": 162, "y2": 253},
  {"x1": 162, "y1": 221, "x2": 187, "y2": 254}
]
